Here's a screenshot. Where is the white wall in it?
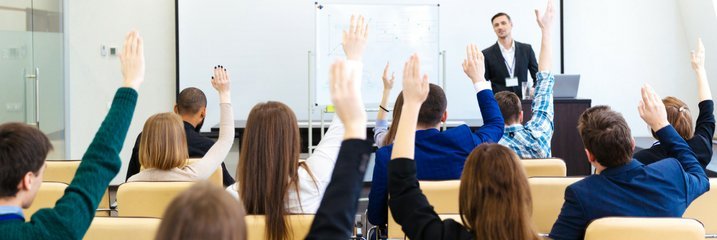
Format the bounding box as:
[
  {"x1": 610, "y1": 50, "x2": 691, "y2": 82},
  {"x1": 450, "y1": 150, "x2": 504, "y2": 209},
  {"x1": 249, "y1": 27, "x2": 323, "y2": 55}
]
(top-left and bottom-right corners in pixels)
[{"x1": 563, "y1": 0, "x2": 695, "y2": 137}]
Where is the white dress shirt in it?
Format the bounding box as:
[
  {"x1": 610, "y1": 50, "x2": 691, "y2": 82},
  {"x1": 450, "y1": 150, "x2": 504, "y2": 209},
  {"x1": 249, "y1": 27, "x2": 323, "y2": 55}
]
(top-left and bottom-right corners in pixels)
[{"x1": 500, "y1": 40, "x2": 516, "y2": 77}]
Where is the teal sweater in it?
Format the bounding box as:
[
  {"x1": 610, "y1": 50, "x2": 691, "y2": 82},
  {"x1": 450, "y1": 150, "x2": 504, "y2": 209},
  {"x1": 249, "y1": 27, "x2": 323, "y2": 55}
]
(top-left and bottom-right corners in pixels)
[{"x1": 0, "y1": 88, "x2": 137, "y2": 239}]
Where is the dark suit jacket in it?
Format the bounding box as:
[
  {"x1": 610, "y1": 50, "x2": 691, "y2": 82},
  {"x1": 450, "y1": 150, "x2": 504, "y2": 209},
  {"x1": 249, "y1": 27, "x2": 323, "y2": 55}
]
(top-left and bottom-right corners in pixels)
[
  {"x1": 482, "y1": 41, "x2": 538, "y2": 99},
  {"x1": 549, "y1": 126, "x2": 710, "y2": 240},
  {"x1": 125, "y1": 121, "x2": 236, "y2": 186}
]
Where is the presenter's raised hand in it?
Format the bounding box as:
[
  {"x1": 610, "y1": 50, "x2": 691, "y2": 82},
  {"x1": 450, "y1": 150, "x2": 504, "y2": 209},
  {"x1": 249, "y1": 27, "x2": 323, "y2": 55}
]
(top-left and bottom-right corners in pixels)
[
  {"x1": 211, "y1": 65, "x2": 232, "y2": 103},
  {"x1": 330, "y1": 59, "x2": 367, "y2": 139},
  {"x1": 462, "y1": 44, "x2": 486, "y2": 84},
  {"x1": 120, "y1": 31, "x2": 145, "y2": 90},
  {"x1": 638, "y1": 84, "x2": 669, "y2": 131},
  {"x1": 402, "y1": 54, "x2": 430, "y2": 106},
  {"x1": 342, "y1": 15, "x2": 369, "y2": 61},
  {"x1": 535, "y1": 0, "x2": 555, "y2": 32}
]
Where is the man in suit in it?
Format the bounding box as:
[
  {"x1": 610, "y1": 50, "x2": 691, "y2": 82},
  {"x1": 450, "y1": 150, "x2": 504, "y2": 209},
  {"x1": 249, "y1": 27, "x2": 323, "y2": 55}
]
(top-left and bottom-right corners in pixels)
[
  {"x1": 483, "y1": 12, "x2": 538, "y2": 99},
  {"x1": 549, "y1": 87, "x2": 710, "y2": 240},
  {"x1": 125, "y1": 87, "x2": 236, "y2": 187}
]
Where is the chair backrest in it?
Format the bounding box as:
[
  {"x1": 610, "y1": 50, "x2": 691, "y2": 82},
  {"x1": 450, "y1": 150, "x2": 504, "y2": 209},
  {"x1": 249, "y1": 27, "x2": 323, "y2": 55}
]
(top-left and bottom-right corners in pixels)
[
  {"x1": 529, "y1": 177, "x2": 583, "y2": 234},
  {"x1": 186, "y1": 158, "x2": 223, "y2": 187},
  {"x1": 245, "y1": 215, "x2": 314, "y2": 240},
  {"x1": 684, "y1": 178, "x2": 717, "y2": 234},
  {"x1": 387, "y1": 180, "x2": 461, "y2": 239},
  {"x1": 116, "y1": 181, "x2": 196, "y2": 218},
  {"x1": 44, "y1": 160, "x2": 112, "y2": 216},
  {"x1": 521, "y1": 158, "x2": 567, "y2": 177},
  {"x1": 83, "y1": 217, "x2": 161, "y2": 240},
  {"x1": 584, "y1": 217, "x2": 705, "y2": 240},
  {"x1": 22, "y1": 182, "x2": 68, "y2": 219}
]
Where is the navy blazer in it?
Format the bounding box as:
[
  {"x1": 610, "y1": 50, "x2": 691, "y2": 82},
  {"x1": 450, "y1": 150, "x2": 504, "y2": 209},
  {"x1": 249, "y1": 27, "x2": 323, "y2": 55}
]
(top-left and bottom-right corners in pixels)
[
  {"x1": 549, "y1": 125, "x2": 710, "y2": 240},
  {"x1": 482, "y1": 41, "x2": 538, "y2": 99},
  {"x1": 367, "y1": 89, "x2": 504, "y2": 226}
]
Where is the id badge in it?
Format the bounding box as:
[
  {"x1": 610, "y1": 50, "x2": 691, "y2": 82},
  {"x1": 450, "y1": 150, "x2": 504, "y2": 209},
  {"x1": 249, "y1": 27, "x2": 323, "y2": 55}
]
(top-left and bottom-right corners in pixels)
[{"x1": 505, "y1": 77, "x2": 519, "y2": 87}]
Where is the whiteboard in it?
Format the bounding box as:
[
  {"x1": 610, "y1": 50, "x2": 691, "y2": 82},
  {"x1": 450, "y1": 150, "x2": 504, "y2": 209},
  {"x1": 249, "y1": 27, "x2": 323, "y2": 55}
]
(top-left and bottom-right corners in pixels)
[{"x1": 314, "y1": 3, "x2": 440, "y2": 106}]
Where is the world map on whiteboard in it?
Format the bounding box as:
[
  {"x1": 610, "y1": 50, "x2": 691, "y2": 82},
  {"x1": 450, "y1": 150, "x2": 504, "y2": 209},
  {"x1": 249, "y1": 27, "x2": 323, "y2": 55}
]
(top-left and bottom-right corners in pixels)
[{"x1": 315, "y1": 3, "x2": 440, "y2": 106}]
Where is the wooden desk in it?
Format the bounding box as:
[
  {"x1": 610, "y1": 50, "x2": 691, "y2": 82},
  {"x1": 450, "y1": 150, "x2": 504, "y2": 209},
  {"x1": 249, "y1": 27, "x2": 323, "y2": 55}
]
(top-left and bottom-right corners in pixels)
[{"x1": 522, "y1": 98, "x2": 592, "y2": 176}]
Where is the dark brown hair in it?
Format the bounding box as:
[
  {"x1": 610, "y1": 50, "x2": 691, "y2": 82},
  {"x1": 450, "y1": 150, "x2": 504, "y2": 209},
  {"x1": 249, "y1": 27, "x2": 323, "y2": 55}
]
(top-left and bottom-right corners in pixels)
[
  {"x1": 650, "y1": 97, "x2": 693, "y2": 140},
  {"x1": 418, "y1": 84, "x2": 447, "y2": 127},
  {"x1": 491, "y1": 12, "x2": 512, "y2": 23},
  {"x1": 176, "y1": 87, "x2": 207, "y2": 115},
  {"x1": 0, "y1": 123, "x2": 52, "y2": 197},
  {"x1": 495, "y1": 91, "x2": 522, "y2": 124},
  {"x1": 459, "y1": 144, "x2": 539, "y2": 240},
  {"x1": 156, "y1": 181, "x2": 247, "y2": 240},
  {"x1": 577, "y1": 106, "x2": 633, "y2": 168},
  {"x1": 237, "y1": 101, "x2": 311, "y2": 240},
  {"x1": 383, "y1": 92, "x2": 404, "y2": 145}
]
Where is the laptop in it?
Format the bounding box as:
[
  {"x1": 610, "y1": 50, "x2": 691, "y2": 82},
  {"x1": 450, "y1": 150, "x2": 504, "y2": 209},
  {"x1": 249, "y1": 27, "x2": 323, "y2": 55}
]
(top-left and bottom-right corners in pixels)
[{"x1": 553, "y1": 74, "x2": 580, "y2": 99}]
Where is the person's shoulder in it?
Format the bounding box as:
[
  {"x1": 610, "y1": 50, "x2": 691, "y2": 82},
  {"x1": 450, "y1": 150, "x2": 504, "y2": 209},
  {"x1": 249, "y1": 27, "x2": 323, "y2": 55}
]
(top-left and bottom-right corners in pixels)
[
  {"x1": 482, "y1": 43, "x2": 498, "y2": 54},
  {"x1": 515, "y1": 40, "x2": 533, "y2": 48}
]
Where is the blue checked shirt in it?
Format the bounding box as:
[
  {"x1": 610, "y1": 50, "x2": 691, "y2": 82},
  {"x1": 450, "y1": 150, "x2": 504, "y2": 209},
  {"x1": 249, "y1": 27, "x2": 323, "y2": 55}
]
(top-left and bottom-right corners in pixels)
[{"x1": 499, "y1": 72, "x2": 555, "y2": 158}]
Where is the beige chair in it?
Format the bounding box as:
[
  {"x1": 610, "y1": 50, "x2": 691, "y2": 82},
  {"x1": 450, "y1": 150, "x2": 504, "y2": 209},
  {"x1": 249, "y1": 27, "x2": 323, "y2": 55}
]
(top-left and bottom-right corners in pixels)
[
  {"x1": 521, "y1": 158, "x2": 567, "y2": 177},
  {"x1": 116, "y1": 181, "x2": 196, "y2": 218},
  {"x1": 45, "y1": 160, "x2": 112, "y2": 216},
  {"x1": 387, "y1": 180, "x2": 461, "y2": 239},
  {"x1": 83, "y1": 217, "x2": 161, "y2": 240},
  {"x1": 584, "y1": 217, "x2": 705, "y2": 240},
  {"x1": 138, "y1": 158, "x2": 223, "y2": 187},
  {"x1": 245, "y1": 215, "x2": 314, "y2": 240},
  {"x1": 684, "y1": 178, "x2": 717, "y2": 235},
  {"x1": 22, "y1": 182, "x2": 68, "y2": 219},
  {"x1": 529, "y1": 177, "x2": 583, "y2": 234}
]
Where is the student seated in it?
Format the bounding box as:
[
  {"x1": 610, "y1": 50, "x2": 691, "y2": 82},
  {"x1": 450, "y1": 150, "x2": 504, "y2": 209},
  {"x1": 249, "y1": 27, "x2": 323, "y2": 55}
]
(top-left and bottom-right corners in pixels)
[
  {"x1": 633, "y1": 38, "x2": 715, "y2": 176},
  {"x1": 373, "y1": 62, "x2": 401, "y2": 147},
  {"x1": 125, "y1": 87, "x2": 236, "y2": 186},
  {"x1": 225, "y1": 15, "x2": 365, "y2": 240},
  {"x1": 126, "y1": 66, "x2": 234, "y2": 182},
  {"x1": 549, "y1": 89, "x2": 710, "y2": 239},
  {"x1": 156, "y1": 181, "x2": 246, "y2": 240},
  {"x1": 367, "y1": 24, "x2": 505, "y2": 232},
  {"x1": 0, "y1": 31, "x2": 144, "y2": 239}
]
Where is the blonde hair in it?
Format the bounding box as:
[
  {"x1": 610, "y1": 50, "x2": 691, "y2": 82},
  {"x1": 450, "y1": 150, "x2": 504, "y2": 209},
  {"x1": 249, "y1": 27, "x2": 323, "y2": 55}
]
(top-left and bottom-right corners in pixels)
[{"x1": 139, "y1": 112, "x2": 189, "y2": 170}]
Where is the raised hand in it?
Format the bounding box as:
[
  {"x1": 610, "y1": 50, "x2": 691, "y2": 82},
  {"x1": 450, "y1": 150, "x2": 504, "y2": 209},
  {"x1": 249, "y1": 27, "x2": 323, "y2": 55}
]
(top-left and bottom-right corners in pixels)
[
  {"x1": 691, "y1": 38, "x2": 705, "y2": 72},
  {"x1": 638, "y1": 84, "x2": 669, "y2": 131},
  {"x1": 120, "y1": 31, "x2": 145, "y2": 90},
  {"x1": 330, "y1": 59, "x2": 367, "y2": 139},
  {"x1": 402, "y1": 54, "x2": 430, "y2": 106},
  {"x1": 535, "y1": 0, "x2": 555, "y2": 32},
  {"x1": 382, "y1": 62, "x2": 395, "y2": 91},
  {"x1": 462, "y1": 44, "x2": 486, "y2": 84},
  {"x1": 342, "y1": 15, "x2": 369, "y2": 61},
  {"x1": 211, "y1": 65, "x2": 232, "y2": 103}
]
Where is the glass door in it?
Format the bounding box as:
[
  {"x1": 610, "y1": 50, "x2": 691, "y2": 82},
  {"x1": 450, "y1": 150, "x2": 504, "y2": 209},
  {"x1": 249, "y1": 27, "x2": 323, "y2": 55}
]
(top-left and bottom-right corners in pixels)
[{"x1": 0, "y1": 0, "x2": 65, "y2": 159}]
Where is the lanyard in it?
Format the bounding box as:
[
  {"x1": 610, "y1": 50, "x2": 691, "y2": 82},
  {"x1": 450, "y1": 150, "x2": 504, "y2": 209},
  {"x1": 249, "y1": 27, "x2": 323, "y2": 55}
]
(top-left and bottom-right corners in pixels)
[
  {"x1": 504, "y1": 57, "x2": 516, "y2": 78},
  {"x1": 0, "y1": 213, "x2": 25, "y2": 222}
]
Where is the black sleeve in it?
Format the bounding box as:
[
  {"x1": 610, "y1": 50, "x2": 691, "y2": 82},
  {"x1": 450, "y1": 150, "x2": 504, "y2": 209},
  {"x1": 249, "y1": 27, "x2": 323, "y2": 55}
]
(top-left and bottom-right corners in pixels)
[
  {"x1": 125, "y1": 133, "x2": 142, "y2": 181},
  {"x1": 388, "y1": 159, "x2": 473, "y2": 240},
  {"x1": 220, "y1": 162, "x2": 236, "y2": 187},
  {"x1": 483, "y1": 49, "x2": 493, "y2": 82},
  {"x1": 527, "y1": 45, "x2": 539, "y2": 86},
  {"x1": 306, "y1": 139, "x2": 373, "y2": 240},
  {"x1": 693, "y1": 100, "x2": 715, "y2": 167}
]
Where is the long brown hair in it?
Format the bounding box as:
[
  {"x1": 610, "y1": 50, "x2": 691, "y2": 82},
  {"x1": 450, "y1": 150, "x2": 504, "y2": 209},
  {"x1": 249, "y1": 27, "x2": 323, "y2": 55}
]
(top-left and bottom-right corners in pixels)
[
  {"x1": 156, "y1": 181, "x2": 247, "y2": 240},
  {"x1": 139, "y1": 113, "x2": 189, "y2": 170},
  {"x1": 459, "y1": 144, "x2": 539, "y2": 240},
  {"x1": 383, "y1": 92, "x2": 404, "y2": 145},
  {"x1": 651, "y1": 96, "x2": 693, "y2": 140},
  {"x1": 237, "y1": 101, "x2": 304, "y2": 240}
]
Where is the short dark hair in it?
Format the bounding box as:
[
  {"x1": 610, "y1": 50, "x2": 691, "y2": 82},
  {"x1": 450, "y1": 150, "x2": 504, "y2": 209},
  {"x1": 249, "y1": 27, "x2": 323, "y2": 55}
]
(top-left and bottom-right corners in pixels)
[
  {"x1": 418, "y1": 84, "x2": 447, "y2": 127},
  {"x1": 577, "y1": 106, "x2": 633, "y2": 168},
  {"x1": 495, "y1": 91, "x2": 522, "y2": 124},
  {"x1": 176, "y1": 87, "x2": 207, "y2": 115},
  {"x1": 491, "y1": 12, "x2": 512, "y2": 23},
  {"x1": 0, "y1": 123, "x2": 52, "y2": 197}
]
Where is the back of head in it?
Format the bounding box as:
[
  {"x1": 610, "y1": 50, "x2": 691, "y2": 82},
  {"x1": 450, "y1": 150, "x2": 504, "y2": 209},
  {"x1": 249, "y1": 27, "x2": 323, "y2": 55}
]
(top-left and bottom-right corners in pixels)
[
  {"x1": 418, "y1": 84, "x2": 447, "y2": 127},
  {"x1": 139, "y1": 113, "x2": 189, "y2": 170},
  {"x1": 459, "y1": 144, "x2": 538, "y2": 240},
  {"x1": 156, "y1": 181, "x2": 247, "y2": 240},
  {"x1": 0, "y1": 123, "x2": 52, "y2": 198},
  {"x1": 238, "y1": 101, "x2": 300, "y2": 240},
  {"x1": 384, "y1": 92, "x2": 404, "y2": 145},
  {"x1": 176, "y1": 87, "x2": 207, "y2": 116},
  {"x1": 652, "y1": 97, "x2": 693, "y2": 140},
  {"x1": 495, "y1": 91, "x2": 522, "y2": 124},
  {"x1": 577, "y1": 106, "x2": 633, "y2": 168}
]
